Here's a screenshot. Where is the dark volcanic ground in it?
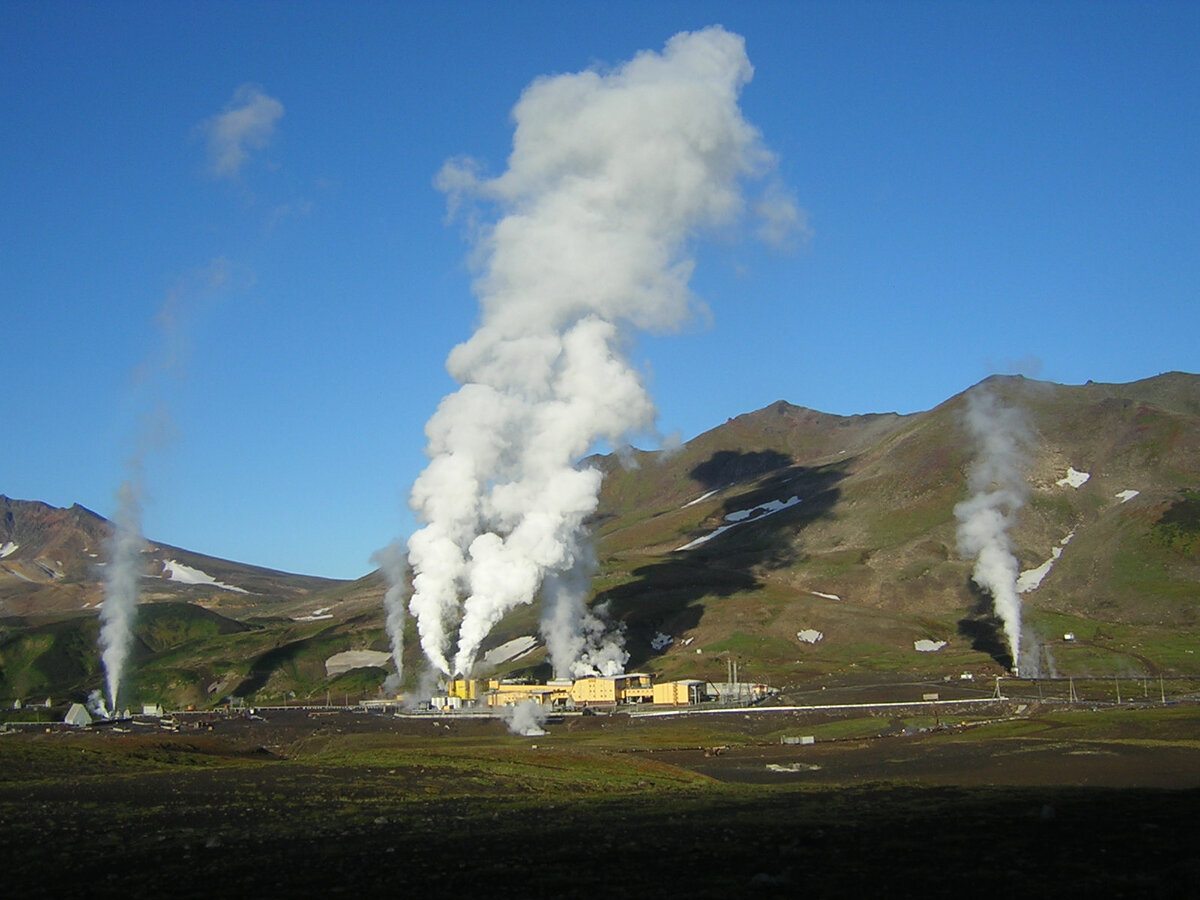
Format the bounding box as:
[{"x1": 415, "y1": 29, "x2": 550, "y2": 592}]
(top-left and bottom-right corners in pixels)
[{"x1": 3, "y1": 705, "x2": 1200, "y2": 898}]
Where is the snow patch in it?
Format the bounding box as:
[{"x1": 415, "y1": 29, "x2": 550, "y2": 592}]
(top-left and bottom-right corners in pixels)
[
  {"x1": 1116, "y1": 489, "x2": 1140, "y2": 503},
  {"x1": 294, "y1": 606, "x2": 333, "y2": 622},
  {"x1": 675, "y1": 495, "x2": 802, "y2": 551},
  {"x1": 796, "y1": 629, "x2": 824, "y2": 644},
  {"x1": 914, "y1": 639, "x2": 947, "y2": 653},
  {"x1": 675, "y1": 522, "x2": 736, "y2": 550},
  {"x1": 481, "y1": 636, "x2": 539, "y2": 667},
  {"x1": 1017, "y1": 531, "x2": 1075, "y2": 594},
  {"x1": 0, "y1": 542, "x2": 18, "y2": 558},
  {"x1": 682, "y1": 489, "x2": 719, "y2": 508},
  {"x1": 1056, "y1": 467, "x2": 1090, "y2": 488},
  {"x1": 724, "y1": 497, "x2": 801, "y2": 522},
  {"x1": 325, "y1": 650, "x2": 392, "y2": 677},
  {"x1": 162, "y1": 560, "x2": 248, "y2": 593},
  {"x1": 1017, "y1": 549, "x2": 1062, "y2": 593}
]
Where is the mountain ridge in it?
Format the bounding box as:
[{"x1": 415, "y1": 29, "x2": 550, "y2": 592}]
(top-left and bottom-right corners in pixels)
[
  {"x1": 587, "y1": 371, "x2": 1199, "y2": 681},
  {"x1": 2, "y1": 371, "x2": 1197, "y2": 706}
]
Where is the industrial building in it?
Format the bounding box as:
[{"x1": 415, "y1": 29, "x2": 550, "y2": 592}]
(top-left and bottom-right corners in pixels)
[
  {"x1": 652, "y1": 679, "x2": 706, "y2": 706},
  {"x1": 430, "y1": 673, "x2": 750, "y2": 711}
]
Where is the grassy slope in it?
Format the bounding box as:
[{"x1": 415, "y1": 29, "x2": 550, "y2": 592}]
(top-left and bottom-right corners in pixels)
[{"x1": 591, "y1": 374, "x2": 1200, "y2": 687}]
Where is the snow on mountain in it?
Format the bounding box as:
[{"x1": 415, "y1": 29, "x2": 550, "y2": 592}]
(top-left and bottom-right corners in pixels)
[
  {"x1": 1056, "y1": 467, "x2": 1091, "y2": 488},
  {"x1": 1017, "y1": 532, "x2": 1076, "y2": 594},
  {"x1": 481, "y1": 636, "x2": 540, "y2": 667},
  {"x1": 675, "y1": 495, "x2": 803, "y2": 551},
  {"x1": 325, "y1": 649, "x2": 391, "y2": 677},
  {"x1": 161, "y1": 559, "x2": 248, "y2": 593}
]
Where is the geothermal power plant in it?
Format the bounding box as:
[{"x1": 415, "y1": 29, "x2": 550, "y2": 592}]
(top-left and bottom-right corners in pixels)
[{"x1": 43, "y1": 24, "x2": 1186, "y2": 725}]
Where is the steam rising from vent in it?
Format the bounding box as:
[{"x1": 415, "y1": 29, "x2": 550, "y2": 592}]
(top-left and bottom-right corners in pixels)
[
  {"x1": 97, "y1": 259, "x2": 232, "y2": 714},
  {"x1": 86, "y1": 688, "x2": 110, "y2": 720},
  {"x1": 501, "y1": 700, "x2": 549, "y2": 737},
  {"x1": 406, "y1": 27, "x2": 799, "y2": 677},
  {"x1": 954, "y1": 388, "x2": 1032, "y2": 674},
  {"x1": 100, "y1": 477, "x2": 146, "y2": 714},
  {"x1": 371, "y1": 542, "x2": 408, "y2": 692},
  {"x1": 540, "y1": 567, "x2": 628, "y2": 679}
]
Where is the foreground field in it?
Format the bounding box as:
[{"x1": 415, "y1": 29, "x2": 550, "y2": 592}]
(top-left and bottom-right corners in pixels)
[{"x1": 2, "y1": 703, "x2": 1199, "y2": 897}]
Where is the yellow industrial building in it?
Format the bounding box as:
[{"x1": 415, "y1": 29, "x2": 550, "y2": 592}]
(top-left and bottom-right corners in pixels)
[
  {"x1": 652, "y1": 679, "x2": 706, "y2": 706},
  {"x1": 442, "y1": 673, "x2": 708, "y2": 709}
]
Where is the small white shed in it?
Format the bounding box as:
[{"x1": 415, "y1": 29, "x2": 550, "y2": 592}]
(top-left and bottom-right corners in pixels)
[{"x1": 63, "y1": 703, "x2": 93, "y2": 727}]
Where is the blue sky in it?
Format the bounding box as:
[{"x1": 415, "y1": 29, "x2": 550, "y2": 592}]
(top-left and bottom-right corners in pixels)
[{"x1": 3, "y1": 1, "x2": 1197, "y2": 580}]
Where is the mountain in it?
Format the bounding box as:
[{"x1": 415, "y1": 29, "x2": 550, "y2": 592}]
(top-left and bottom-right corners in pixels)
[
  {"x1": 0, "y1": 495, "x2": 348, "y2": 618},
  {"x1": 0, "y1": 497, "x2": 388, "y2": 706},
  {"x1": 588, "y1": 372, "x2": 1200, "y2": 684},
  {"x1": 1, "y1": 371, "x2": 1197, "y2": 709}
]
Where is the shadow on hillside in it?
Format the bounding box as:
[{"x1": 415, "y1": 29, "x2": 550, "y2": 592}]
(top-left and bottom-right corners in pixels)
[
  {"x1": 689, "y1": 449, "x2": 793, "y2": 489},
  {"x1": 957, "y1": 582, "x2": 1015, "y2": 671},
  {"x1": 230, "y1": 633, "x2": 324, "y2": 700},
  {"x1": 595, "y1": 454, "x2": 848, "y2": 669}
]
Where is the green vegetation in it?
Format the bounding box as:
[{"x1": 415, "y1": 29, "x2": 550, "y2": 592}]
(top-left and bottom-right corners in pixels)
[
  {"x1": 1153, "y1": 488, "x2": 1200, "y2": 552},
  {"x1": 0, "y1": 616, "x2": 101, "y2": 699}
]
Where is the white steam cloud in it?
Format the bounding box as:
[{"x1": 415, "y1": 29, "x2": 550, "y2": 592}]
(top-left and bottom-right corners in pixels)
[
  {"x1": 540, "y1": 568, "x2": 628, "y2": 679},
  {"x1": 501, "y1": 700, "x2": 549, "y2": 737},
  {"x1": 100, "y1": 477, "x2": 146, "y2": 714},
  {"x1": 371, "y1": 541, "x2": 408, "y2": 693},
  {"x1": 406, "y1": 27, "x2": 798, "y2": 678},
  {"x1": 954, "y1": 387, "x2": 1032, "y2": 674},
  {"x1": 97, "y1": 260, "x2": 232, "y2": 713}
]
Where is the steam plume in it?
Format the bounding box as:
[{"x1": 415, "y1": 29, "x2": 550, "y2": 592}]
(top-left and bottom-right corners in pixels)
[
  {"x1": 86, "y1": 688, "x2": 110, "y2": 719},
  {"x1": 97, "y1": 259, "x2": 231, "y2": 712},
  {"x1": 406, "y1": 27, "x2": 798, "y2": 677},
  {"x1": 501, "y1": 700, "x2": 549, "y2": 737},
  {"x1": 371, "y1": 541, "x2": 408, "y2": 692},
  {"x1": 100, "y1": 476, "x2": 146, "y2": 714},
  {"x1": 954, "y1": 387, "x2": 1032, "y2": 673},
  {"x1": 540, "y1": 566, "x2": 628, "y2": 679}
]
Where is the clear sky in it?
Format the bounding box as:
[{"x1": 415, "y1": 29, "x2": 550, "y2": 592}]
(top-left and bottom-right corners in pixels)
[{"x1": 3, "y1": 1, "x2": 1197, "y2": 580}]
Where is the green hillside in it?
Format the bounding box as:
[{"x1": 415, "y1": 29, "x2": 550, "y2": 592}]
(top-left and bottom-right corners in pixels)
[{"x1": 2, "y1": 373, "x2": 1196, "y2": 711}]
